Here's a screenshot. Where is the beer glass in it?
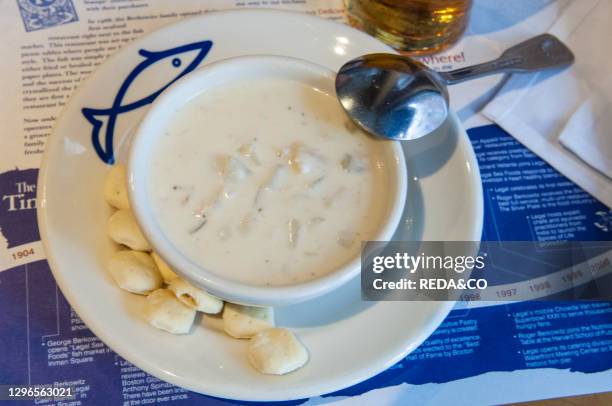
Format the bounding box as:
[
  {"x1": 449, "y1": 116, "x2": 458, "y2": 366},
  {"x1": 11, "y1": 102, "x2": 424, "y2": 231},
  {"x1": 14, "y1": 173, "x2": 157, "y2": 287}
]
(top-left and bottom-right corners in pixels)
[{"x1": 344, "y1": 0, "x2": 473, "y2": 54}]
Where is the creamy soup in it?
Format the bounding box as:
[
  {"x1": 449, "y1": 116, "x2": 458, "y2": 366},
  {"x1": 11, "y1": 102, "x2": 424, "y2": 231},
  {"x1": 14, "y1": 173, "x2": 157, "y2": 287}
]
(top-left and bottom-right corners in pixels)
[{"x1": 149, "y1": 78, "x2": 395, "y2": 286}]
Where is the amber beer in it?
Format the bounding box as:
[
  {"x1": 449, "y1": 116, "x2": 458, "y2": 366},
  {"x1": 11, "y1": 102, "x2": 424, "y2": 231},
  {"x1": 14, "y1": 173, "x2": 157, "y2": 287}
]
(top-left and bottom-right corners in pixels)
[{"x1": 344, "y1": 0, "x2": 472, "y2": 54}]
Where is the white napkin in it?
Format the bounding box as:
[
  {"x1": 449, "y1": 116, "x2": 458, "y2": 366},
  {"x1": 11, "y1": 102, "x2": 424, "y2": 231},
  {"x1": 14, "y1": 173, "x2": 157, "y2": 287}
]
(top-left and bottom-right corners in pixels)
[
  {"x1": 559, "y1": 80, "x2": 612, "y2": 179},
  {"x1": 483, "y1": 0, "x2": 612, "y2": 207}
]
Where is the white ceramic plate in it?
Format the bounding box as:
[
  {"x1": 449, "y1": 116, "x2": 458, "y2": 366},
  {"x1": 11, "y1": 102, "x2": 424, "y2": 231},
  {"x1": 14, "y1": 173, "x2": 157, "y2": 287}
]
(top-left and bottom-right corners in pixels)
[{"x1": 37, "y1": 10, "x2": 483, "y2": 402}]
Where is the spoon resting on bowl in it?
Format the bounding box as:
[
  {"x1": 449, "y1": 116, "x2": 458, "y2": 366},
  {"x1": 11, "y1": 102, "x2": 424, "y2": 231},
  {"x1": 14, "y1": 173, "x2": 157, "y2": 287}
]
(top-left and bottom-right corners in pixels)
[{"x1": 335, "y1": 34, "x2": 574, "y2": 141}]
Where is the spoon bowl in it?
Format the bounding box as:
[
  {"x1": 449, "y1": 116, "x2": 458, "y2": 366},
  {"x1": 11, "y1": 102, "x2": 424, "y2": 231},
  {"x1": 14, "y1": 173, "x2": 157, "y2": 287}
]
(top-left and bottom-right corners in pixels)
[{"x1": 336, "y1": 54, "x2": 449, "y2": 141}]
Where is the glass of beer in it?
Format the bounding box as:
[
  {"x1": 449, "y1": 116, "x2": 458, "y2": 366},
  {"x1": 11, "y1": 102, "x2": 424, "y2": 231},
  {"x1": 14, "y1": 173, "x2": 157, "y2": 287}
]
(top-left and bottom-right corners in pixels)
[{"x1": 344, "y1": 0, "x2": 473, "y2": 55}]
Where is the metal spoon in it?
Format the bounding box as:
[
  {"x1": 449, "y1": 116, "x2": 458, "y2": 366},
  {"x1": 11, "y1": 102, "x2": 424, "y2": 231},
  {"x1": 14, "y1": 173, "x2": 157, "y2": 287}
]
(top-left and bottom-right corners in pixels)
[{"x1": 335, "y1": 34, "x2": 574, "y2": 141}]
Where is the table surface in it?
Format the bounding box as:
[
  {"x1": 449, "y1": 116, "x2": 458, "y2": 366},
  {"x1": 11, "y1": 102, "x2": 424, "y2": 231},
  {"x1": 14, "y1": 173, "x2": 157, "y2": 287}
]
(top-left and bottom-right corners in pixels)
[
  {"x1": 519, "y1": 392, "x2": 612, "y2": 406},
  {"x1": 1, "y1": 1, "x2": 611, "y2": 405}
]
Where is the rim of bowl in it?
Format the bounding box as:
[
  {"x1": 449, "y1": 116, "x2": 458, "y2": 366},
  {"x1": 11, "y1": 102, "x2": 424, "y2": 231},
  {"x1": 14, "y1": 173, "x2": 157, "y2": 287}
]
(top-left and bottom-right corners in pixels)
[{"x1": 127, "y1": 55, "x2": 408, "y2": 306}]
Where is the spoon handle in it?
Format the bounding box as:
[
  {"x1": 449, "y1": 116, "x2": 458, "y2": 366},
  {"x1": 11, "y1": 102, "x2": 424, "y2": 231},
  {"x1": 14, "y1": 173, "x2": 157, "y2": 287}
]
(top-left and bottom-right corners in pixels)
[{"x1": 439, "y1": 34, "x2": 574, "y2": 85}]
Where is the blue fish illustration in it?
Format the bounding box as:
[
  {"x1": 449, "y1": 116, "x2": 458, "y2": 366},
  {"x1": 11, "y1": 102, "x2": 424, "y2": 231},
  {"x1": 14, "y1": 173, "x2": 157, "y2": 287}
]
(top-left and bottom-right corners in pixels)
[{"x1": 82, "y1": 40, "x2": 213, "y2": 164}]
